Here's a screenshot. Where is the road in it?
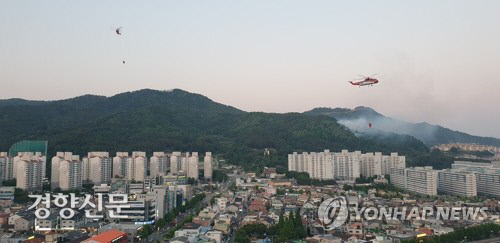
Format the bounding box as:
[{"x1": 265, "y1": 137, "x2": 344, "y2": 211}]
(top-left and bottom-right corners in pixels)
[{"x1": 148, "y1": 170, "x2": 240, "y2": 242}]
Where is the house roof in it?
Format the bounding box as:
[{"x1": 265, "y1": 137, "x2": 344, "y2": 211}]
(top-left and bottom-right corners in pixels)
[
  {"x1": 182, "y1": 222, "x2": 201, "y2": 230},
  {"x1": 170, "y1": 236, "x2": 190, "y2": 243},
  {"x1": 84, "y1": 230, "x2": 126, "y2": 243}
]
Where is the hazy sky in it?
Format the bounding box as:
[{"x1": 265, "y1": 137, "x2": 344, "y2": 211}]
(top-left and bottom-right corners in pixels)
[{"x1": 1, "y1": 1, "x2": 499, "y2": 138}]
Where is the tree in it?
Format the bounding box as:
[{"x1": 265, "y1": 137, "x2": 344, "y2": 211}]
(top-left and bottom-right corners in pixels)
[
  {"x1": 279, "y1": 212, "x2": 295, "y2": 240},
  {"x1": 2, "y1": 179, "x2": 16, "y2": 186},
  {"x1": 294, "y1": 209, "x2": 307, "y2": 238},
  {"x1": 401, "y1": 223, "x2": 500, "y2": 243},
  {"x1": 187, "y1": 177, "x2": 196, "y2": 185},
  {"x1": 14, "y1": 188, "x2": 29, "y2": 204},
  {"x1": 213, "y1": 170, "x2": 228, "y2": 182},
  {"x1": 139, "y1": 224, "x2": 152, "y2": 239},
  {"x1": 156, "y1": 218, "x2": 166, "y2": 229},
  {"x1": 343, "y1": 184, "x2": 353, "y2": 191}
]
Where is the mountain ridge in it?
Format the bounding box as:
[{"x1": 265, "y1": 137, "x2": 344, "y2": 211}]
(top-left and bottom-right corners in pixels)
[
  {"x1": 305, "y1": 106, "x2": 500, "y2": 147},
  {"x1": 0, "y1": 89, "x2": 492, "y2": 169},
  {"x1": 0, "y1": 88, "x2": 433, "y2": 169}
]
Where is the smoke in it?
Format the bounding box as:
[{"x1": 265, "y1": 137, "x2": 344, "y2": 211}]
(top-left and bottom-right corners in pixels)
[{"x1": 337, "y1": 116, "x2": 438, "y2": 145}]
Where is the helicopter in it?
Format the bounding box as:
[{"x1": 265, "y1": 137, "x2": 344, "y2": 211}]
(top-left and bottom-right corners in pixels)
[{"x1": 349, "y1": 74, "x2": 379, "y2": 87}]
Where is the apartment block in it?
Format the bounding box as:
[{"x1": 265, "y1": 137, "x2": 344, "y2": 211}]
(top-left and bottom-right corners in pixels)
[
  {"x1": 113, "y1": 152, "x2": 131, "y2": 178},
  {"x1": 437, "y1": 169, "x2": 477, "y2": 197},
  {"x1": 204, "y1": 152, "x2": 213, "y2": 180},
  {"x1": 59, "y1": 155, "x2": 83, "y2": 191},
  {"x1": 129, "y1": 152, "x2": 147, "y2": 182},
  {"x1": 83, "y1": 152, "x2": 112, "y2": 185},
  {"x1": 187, "y1": 152, "x2": 199, "y2": 180},
  {"x1": 15, "y1": 152, "x2": 45, "y2": 191},
  {"x1": 170, "y1": 152, "x2": 181, "y2": 174},
  {"x1": 150, "y1": 152, "x2": 169, "y2": 178},
  {"x1": 451, "y1": 161, "x2": 500, "y2": 197},
  {"x1": 390, "y1": 166, "x2": 438, "y2": 196},
  {"x1": 0, "y1": 152, "x2": 13, "y2": 181},
  {"x1": 289, "y1": 150, "x2": 404, "y2": 181}
]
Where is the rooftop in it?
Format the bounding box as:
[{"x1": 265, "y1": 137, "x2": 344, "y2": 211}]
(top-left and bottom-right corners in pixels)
[{"x1": 83, "y1": 230, "x2": 126, "y2": 243}]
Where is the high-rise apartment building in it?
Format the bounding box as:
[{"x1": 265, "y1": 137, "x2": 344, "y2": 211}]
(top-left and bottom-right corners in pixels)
[
  {"x1": 15, "y1": 152, "x2": 45, "y2": 191},
  {"x1": 474, "y1": 172, "x2": 500, "y2": 197},
  {"x1": 83, "y1": 152, "x2": 112, "y2": 185},
  {"x1": 437, "y1": 169, "x2": 477, "y2": 197},
  {"x1": 13, "y1": 152, "x2": 46, "y2": 181},
  {"x1": 0, "y1": 152, "x2": 13, "y2": 181},
  {"x1": 450, "y1": 161, "x2": 500, "y2": 197},
  {"x1": 390, "y1": 166, "x2": 438, "y2": 196},
  {"x1": 204, "y1": 152, "x2": 213, "y2": 180},
  {"x1": 113, "y1": 152, "x2": 131, "y2": 178},
  {"x1": 389, "y1": 167, "x2": 406, "y2": 190},
  {"x1": 180, "y1": 152, "x2": 189, "y2": 172},
  {"x1": 128, "y1": 152, "x2": 147, "y2": 182},
  {"x1": 59, "y1": 154, "x2": 83, "y2": 191},
  {"x1": 51, "y1": 152, "x2": 73, "y2": 189},
  {"x1": 333, "y1": 150, "x2": 361, "y2": 180},
  {"x1": 170, "y1": 152, "x2": 181, "y2": 174},
  {"x1": 187, "y1": 152, "x2": 199, "y2": 180},
  {"x1": 360, "y1": 152, "x2": 382, "y2": 178},
  {"x1": 289, "y1": 150, "x2": 402, "y2": 181},
  {"x1": 150, "y1": 152, "x2": 169, "y2": 178},
  {"x1": 52, "y1": 152, "x2": 84, "y2": 190},
  {"x1": 381, "y1": 152, "x2": 406, "y2": 175}
]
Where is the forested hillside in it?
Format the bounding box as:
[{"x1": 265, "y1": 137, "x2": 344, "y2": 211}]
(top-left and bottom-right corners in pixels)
[{"x1": 0, "y1": 89, "x2": 441, "y2": 170}]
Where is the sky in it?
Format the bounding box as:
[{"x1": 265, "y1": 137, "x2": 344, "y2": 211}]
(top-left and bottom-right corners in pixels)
[{"x1": 1, "y1": 1, "x2": 499, "y2": 138}]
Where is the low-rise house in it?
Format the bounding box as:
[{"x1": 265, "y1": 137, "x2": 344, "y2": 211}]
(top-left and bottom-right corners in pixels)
[
  {"x1": 215, "y1": 198, "x2": 228, "y2": 212},
  {"x1": 417, "y1": 228, "x2": 433, "y2": 237},
  {"x1": 306, "y1": 234, "x2": 343, "y2": 243},
  {"x1": 8, "y1": 214, "x2": 20, "y2": 225},
  {"x1": 60, "y1": 231, "x2": 90, "y2": 242},
  {"x1": 268, "y1": 179, "x2": 293, "y2": 187},
  {"x1": 259, "y1": 217, "x2": 275, "y2": 227},
  {"x1": 271, "y1": 198, "x2": 284, "y2": 210},
  {"x1": 170, "y1": 236, "x2": 191, "y2": 243},
  {"x1": 82, "y1": 230, "x2": 127, "y2": 243},
  {"x1": 266, "y1": 187, "x2": 277, "y2": 195},
  {"x1": 226, "y1": 204, "x2": 239, "y2": 213},
  {"x1": 98, "y1": 223, "x2": 142, "y2": 243},
  {"x1": 249, "y1": 198, "x2": 267, "y2": 212},
  {"x1": 433, "y1": 226, "x2": 454, "y2": 235},
  {"x1": 387, "y1": 232, "x2": 418, "y2": 243},
  {"x1": 242, "y1": 213, "x2": 259, "y2": 226},
  {"x1": 213, "y1": 219, "x2": 231, "y2": 235},
  {"x1": 175, "y1": 223, "x2": 202, "y2": 239},
  {"x1": 205, "y1": 230, "x2": 223, "y2": 243},
  {"x1": 14, "y1": 214, "x2": 34, "y2": 232},
  {"x1": 365, "y1": 221, "x2": 381, "y2": 231},
  {"x1": 0, "y1": 213, "x2": 9, "y2": 225},
  {"x1": 193, "y1": 209, "x2": 217, "y2": 227},
  {"x1": 0, "y1": 200, "x2": 13, "y2": 208},
  {"x1": 284, "y1": 205, "x2": 299, "y2": 215},
  {"x1": 346, "y1": 222, "x2": 363, "y2": 237},
  {"x1": 35, "y1": 214, "x2": 58, "y2": 231}
]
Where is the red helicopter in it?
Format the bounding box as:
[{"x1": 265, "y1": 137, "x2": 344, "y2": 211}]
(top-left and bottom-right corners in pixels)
[{"x1": 349, "y1": 74, "x2": 379, "y2": 87}]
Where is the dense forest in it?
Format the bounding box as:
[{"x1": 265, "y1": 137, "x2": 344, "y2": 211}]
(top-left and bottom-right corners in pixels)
[{"x1": 0, "y1": 89, "x2": 457, "y2": 171}]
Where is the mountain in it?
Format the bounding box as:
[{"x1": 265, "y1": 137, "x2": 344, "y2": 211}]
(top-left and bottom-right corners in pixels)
[
  {"x1": 0, "y1": 89, "x2": 429, "y2": 170},
  {"x1": 305, "y1": 106, "x2": 500, "y2": 147}
]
